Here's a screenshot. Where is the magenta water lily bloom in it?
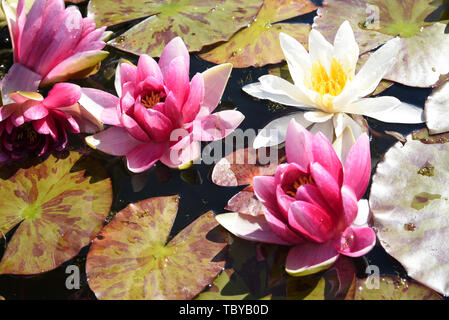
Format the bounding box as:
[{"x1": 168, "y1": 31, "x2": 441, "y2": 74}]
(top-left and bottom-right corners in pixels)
[
  {"x1": 0, "y1": 0, "x2": 110, "y2": 101},
  {"x1": 81, "y1": 37, "x2": 244, "y2": 173},
  {"x1": 216, "y1": 119, "x2": 375, "y2": 276},
  {"x1": 0, "y1": 83, "x2": 101, "y2": 161}
]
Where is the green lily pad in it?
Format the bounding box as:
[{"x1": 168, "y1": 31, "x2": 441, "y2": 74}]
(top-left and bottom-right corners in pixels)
[
  {"x1": 199, "y1": 0, "x2": 316, "y2": 68},
  {"x1": 195, "y1": 269, "x2": 252, "y2": 300},
  {"x1": 0, "y1": 152, "x2": 112, "y2": 275},
  {"x1": 370, "y1": 135, "x2": 449, "y2": 296},
  {"x1": 313, "y1": 0, "x2": 449, "y2": 87},
  {"x1": 354, "y1": 275, "x2": 442, "y2": 300},
  {"x1": 412, "y1": 127, "x2": 449, "y2": 144},
  {"x1": 85, "y1": 195, "x2": 227, "y2": 300},
  {"x1": 88, "y1": 0, "x2": 263, "y2": 57}
]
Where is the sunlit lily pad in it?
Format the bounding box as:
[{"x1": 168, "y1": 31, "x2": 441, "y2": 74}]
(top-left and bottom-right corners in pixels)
[
  {"x1": 88, "y1": 0, "x2": 263, "y2": 57},
  {"x1": 370, "y1": 135, "x2": 449, "y2": 296},
  {"x1": 354, "y1": 275, "x2": 442, "y2": 300},
  {"x1": 425, "y1": 80, "x2": 449, "y2": 134},
  {"x1": 313, "y1": 0, "x2": 449, "y2": 87},
  {"x1": 86, "y1": 195, "x2": 227, "y2": 300},
  {"x1": 199, "y1": 0, "x2": 316, "y2": 68},
  {"x1": 0, "y1": 152, "x2": 112, "y2": 275}
]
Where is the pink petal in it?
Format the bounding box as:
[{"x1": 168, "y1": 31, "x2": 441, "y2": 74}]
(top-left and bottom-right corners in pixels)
[
  {"x1": 312, "y1": 131, "x2": 343, "y2": 184},
  {"x1": 192, "y1": 110, "x2": 244, "y2": 142},
  {"x1": 134, "y1": 101, "x2": 173, "y2": 142},
  {"x1": 137, "y1": 54, "x2": 163, "y2": 83},
  {"x1": 285, "y1": 242, "x2": 339, "y2": 276},
  {"x1": 288, "y1": 200, "x2": 335, "y2": 243},
  {"x1": 85, "y1": 126, "x2": 142, "y2": 156},
  {"x1": 296, "y1": 183, "x2": 333, "y2": 214},
  {"x1": 119, "y1": 63, "x2": 137, "y2": 89},
  {"x1": 253, "y1": 176, "x2": 277, "y2": 211},
  {"x1": 334, "y1": 227, "x2": 376, "y2": 257},
  {"x1": 215, "y1": 212, "x2": 291, "y2": 246},
  {"x1": 164, "y1": 56, "x2": 189, "y2": 106},
  {"x1": 285, "y1": 119, "x2": 313, "y2": 170},
  {"x1": 160, "y1": 139, "x2": 200, "y2": 168},
  {"x1": 33, "y1": 116, "x2": 57, "y2": 139},
  {"x1": 274, "y1": 162, "x2": 305, "y2": 186},
  {"x1": 44, "y1": 83, "x2": 81, "y2": 108},
  {"x1": 1, "y1": 64, "x2": 41, "y2": 103},
  {"x1": 264, "y1": 206, "x2": 305, "y2": 245},
  {"x1": 0, "y1": 104, "x2": 17, "y2": 121},
  {"x1": 343, "y1": 133, "x2": 371, "y2": 200},
  {"x1": 161, "y1": 91, "x2": 182, "y2": 128},
  {"x1": 18, "y1": 0, "x2": 47, "y2": 62},
  {"x1": 158, "y1": 36, "x2": 189, "y2": 78},
  {"x1": 199, "y1": 63, "x2": 232, "y2": 116},
  {"x1": 276, "y1": 185, "x2": 294, "y2": 220},
  {"x1": 79, "y1": 88, "x2": 121, "y2": 126},
  {"x1": 340, "y1": 185, "x2": 359, "y2": 231},
  {"x1": 120, "y1": 113, "x2": 150, "y2": 142},
  {"x1": 310, "y1": 162, "x2": 342, "y2": 210},
  {"x1": 182, "y1": 73, "x2": 204, "y2": 124},
  {"x1": 23, "y1": 102, "x2": 48, "y2": 120},
  {"x1": 126, "y1": 141, "x2": 166, "y2": 173}
]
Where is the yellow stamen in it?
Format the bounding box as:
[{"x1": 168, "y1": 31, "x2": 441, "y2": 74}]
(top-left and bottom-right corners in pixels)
[
  {"x1": 310, "y1": 58, "x2": 349, "y2": 109},
  {"x1": 141, "y1": 92, "x2": 161, "y2": 109},
  {"x1": 286, "y1": 176, "x2": 314, "y2": 198}
]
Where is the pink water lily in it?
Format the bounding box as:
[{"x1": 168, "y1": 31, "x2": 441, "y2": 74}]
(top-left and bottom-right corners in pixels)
[
  {"x1": 1, "y1": 0, "x2": 110, "y2": 101},
  {"x1": 81, "y1": 37, "x2": 244, "y2": 173},
  {"x1": 0, "y1": 83, "x2": 101, "y2": 161},
  {"x1": 216, "y1": 119, "x2": 375, "y2": 276}
]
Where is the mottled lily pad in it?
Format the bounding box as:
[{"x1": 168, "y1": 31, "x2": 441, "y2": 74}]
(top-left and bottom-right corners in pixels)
[
  {"x1": 88, "y1": 0, "x2": 263, "y2": 57},
  {"x1": 86, "y1": 195, "x2": 227, "y2": 300},
  {"x1": 412, "y1": 127, "x2": 449, "y2": 144},
  {"x1": 425, "y1": 80, "x2": 449, "y2": 134},
  {"x1": 199, "y1": 0, "x2": 316, "y2": 68},
  {"x1": 313, "y1": 0, "x2": 449, "y2": 87},
  {"x1": 354, "y1": 275, "x2": 442, "y2": 300},
  {"x1": 370, "y1": 135, "x2": 449, "y2": 296},
  {"x1": 0, "y1": 152, "x2": 112, "y2": 275}
]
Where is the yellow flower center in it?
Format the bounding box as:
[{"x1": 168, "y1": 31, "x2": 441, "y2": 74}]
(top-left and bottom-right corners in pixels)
[
  {"x1": 311, "y1": 58, "x2": 348, "y2": 97},
  {"x1": 286, "y1": 175, "x2": 315, "y2": 198}
]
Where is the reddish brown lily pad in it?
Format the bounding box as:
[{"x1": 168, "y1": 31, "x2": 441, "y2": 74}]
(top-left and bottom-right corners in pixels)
[
  {"x1": 86, "y1": 195, "x2": 227, "y2": 300},
  {"x1": 0, "y1": 152, "x2": 112, "y2": 275},
  {"x1": 199, "y1": 0, "x2": 316, "y2": 68},
  {"x1": 88, "y1": 0, "x2": 263, "y2": 57}
]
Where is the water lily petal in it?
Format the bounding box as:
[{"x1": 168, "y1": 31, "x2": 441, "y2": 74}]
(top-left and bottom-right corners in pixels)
[
  {"x1": 160, "y1": 139, "x2": 200, "y2": 168},
  {"x1": 308, "y1": 118, "x2": 334, "y2": 142},
  {"x1": 165, "y1": 56, "x2": 189, "y2": 107},
  {"x1": 425, "y1": 81, "x2": 449, "y2": 134},
  {"x1": 312, "y1": 131, "x2": 343, "y2": 183},
  {"x1": 126, "y1": 141, "x2": 165, "y2": 173},
  {"x1": 137, "y1": 54, "x2": 163, "y2": 83},
  {"x1": 286, "y1": 119, "x2": 314, "y2": 170},
  {"x1": 335, "y1": 227, "x2": 376, "y2": 257},
  {"x1": 352, "y1": 199, "x2": 370, "y2": 228},
  {"x1": 333, "y1": 20, "x2": 358, "y2": 76},
  {"x1": 340, "y1": 185, "x2": 359, "y2": 230},
  {"x1": 304, "y1": 110, "x2": 333, "y2": 123},
  {"x1": 22, "y1": 102, "x2": 48, "y2": 120},
  {"x1": 134, "y1": 101, "x2": 173, "y2": 142},
  {"x1": 253, "y1": 112, "x2": 312, "y2": 149},
  {"x1": 85, "y1": 126, "x2": 142, "y2": 156},
  {"x1": 158, "y1": 36, "x2": 190, "y2": 79},
  {"x1": 215, "y1": 212, "x2": 291, "y2": 245},
  {"x1": 308, "y1": 28, "x2": 334, "y2": 73},
  {"x1": 199, "y1": 63, "x2": 232, "y2": 116},
  {"x1": 285, "y1": 242, "x2": 339, "y2": 276},
  {"x1": 279, "y1": 32, "x2": 311, "y2": 87},
  {"x1": 44, "y1": 83, "x2": 81, "y2": 108},
  {"x1": 1, "y1": 63, "x2": 41, "y2": 104},
  {"x1": 79, "y1": 88, "x2": 121, "y2": 126},
  {"x1": 120, "y1": 113, "x2": 150, "y2": 142},
  {"x1": 192, "y1": 110, "x2": 244, "y2": 142},
  {"x1": 243, "y1": 81, "x2": 309, "y2": 108},
  {"x1": 182, "y1": 73, "x2": 204, "y2": 123},
  {"x1": 310, "y1": 162, "x2": 342, "y2": 210}
]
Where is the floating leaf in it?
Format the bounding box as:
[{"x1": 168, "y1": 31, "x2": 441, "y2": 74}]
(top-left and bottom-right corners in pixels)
[
  {"x1": 370, "y1": 136, "x2": 449, "y2": 296},
  {"x1": 199, "y1": 0, "x2": 316, "y2": 68},
  {"x1": 425, "y1": 80, "x2": 449, "y2": 134},
  {"x1": 88, "y1": 0, "x2": 263, "y2": 57},
  {"x1": 225, "y1": 187, "x2": 266, "y2": 216},
  {"x1": 86, "y1": 195, "x2": 227, "y2": 300},
  {"x1": 412, "y1": 128, "x2": 449, "y2": 144},
  {"x1": 313, "y1": 0, "x2": 449, "y2": 87},
  {"x1": 196, "y1": 269, "x2": 251, "y2": 300},
  {"x1": 354, "y1": 275, "x2": 442, "y2": 300},
  {"x1": 0, "y1": 152, "x2": 112, "y2": 275}
]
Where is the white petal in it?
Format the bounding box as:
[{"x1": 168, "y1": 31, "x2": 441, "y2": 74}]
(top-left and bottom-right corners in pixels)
[
  {"x1": 309, "y1": 28, "x2": 334, "y2": 73},
  {"x1": 243, "y1": 82, "x2": 308, "y2": 108},
  {"x1": 333, "y1": 112, "x2": 364, "y2": 139},
  {"x1": 304, "y1": 110, "x2": 334, "y2": 123},
  {"x1": 279, "y1": 32, "x2": 311, "y2": 87},
  {"x1": 258, "y1": 75, "x2": 317, "y2": 107},
  {"x1": 334, "y1": 37, "x2": 401, "y2": 108},
  {"x1": 425, "y1": 81, "x2": 449, "y2": 134},
  {"x1": 343, "y1": 97, "x2": 424, "y2": 123},
  {"x1": 333, "y1": 20, "x2": 359, "y2": 77},
  {"x1": 253, "y1": 112, "x2": 312, "y2": 149},
  {"x1": 352, "y1": 199, "x2": 370, "y2": 228},
  {"x1": 332, "y1": 125, "x2": 356, "y2": 165},
  {"x1": 309, "y1": 118, "x2": 334, "y2": 141}
]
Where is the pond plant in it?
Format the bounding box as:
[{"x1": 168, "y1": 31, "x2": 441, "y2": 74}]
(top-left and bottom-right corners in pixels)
[{"x1": 0, "y1": 0, "x2": 448, "y2": 301}]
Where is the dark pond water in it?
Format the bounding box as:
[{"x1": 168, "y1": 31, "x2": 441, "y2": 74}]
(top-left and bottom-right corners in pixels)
[{"x1": 0, "y1": 1, "x2": 434, "y2": 299}]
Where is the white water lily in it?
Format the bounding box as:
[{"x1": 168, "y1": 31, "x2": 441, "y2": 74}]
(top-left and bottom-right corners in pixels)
[{"x1": 243, "y1": 21, "x2": 424, "y2": 149}]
